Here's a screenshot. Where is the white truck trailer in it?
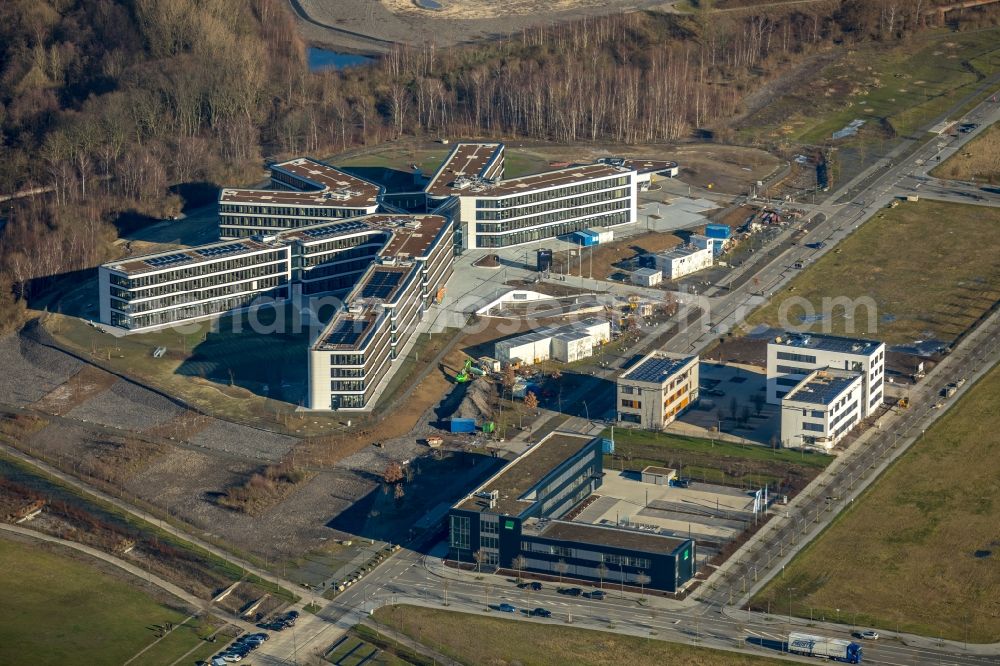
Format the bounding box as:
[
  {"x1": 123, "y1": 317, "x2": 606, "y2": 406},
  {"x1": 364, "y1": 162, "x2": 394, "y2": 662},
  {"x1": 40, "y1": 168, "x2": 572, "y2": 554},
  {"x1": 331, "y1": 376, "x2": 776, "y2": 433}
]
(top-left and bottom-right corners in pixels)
[{"x1": 787, "y1": 632, "x2": 863, "y2": 663}]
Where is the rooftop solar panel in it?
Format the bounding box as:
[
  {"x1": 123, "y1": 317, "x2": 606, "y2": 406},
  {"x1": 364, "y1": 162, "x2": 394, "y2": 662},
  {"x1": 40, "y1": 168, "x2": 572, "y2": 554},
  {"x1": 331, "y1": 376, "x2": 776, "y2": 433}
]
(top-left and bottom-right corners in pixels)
[
  {"x1": 195, "y1": 243, "x2": 246, "y2": 258},
  {"x1": 301, "y1": 220, "x2": 369, "y2": 239},
  {"x1": 626, "y1": 356, "x2": 688, "y2": 383},
  {"x1": 144, "y1": 253, "x2": 190, "y2": 268},
  {"x1": 323, "y1": 319, "x2": 367, "y2": 346},
  {"x1": 361, "y1": 270, "x2": 403, "y2": 299}
]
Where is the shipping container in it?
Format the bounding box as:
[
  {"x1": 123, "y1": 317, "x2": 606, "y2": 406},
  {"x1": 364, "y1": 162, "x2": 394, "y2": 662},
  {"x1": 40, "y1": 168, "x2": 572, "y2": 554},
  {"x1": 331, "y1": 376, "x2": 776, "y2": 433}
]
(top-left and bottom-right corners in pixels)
[{"x1": 449, "y1": 418, "x2": 476, "y2": 433}]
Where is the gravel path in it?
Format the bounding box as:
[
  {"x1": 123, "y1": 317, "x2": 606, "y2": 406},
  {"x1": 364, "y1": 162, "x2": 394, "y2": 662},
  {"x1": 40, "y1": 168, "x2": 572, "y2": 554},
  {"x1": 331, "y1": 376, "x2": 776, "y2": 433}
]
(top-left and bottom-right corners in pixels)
[
  {"x1": 188, "y1": 420, "x2": 298, "y2": 461},
  {"x1": 66, "y1": 379, "x2": 184, "y2": 431},
  {"x1": 0, "y1": 333, "x2": 82, "y2": 407}
]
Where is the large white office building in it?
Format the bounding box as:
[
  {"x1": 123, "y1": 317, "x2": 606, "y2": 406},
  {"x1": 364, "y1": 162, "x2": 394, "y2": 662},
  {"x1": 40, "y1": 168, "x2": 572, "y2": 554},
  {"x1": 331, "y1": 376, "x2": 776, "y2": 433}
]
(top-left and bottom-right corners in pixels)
[
  {"x1": 218, "y1": 158, "x2": 382, "y2": 238},
  {"x1": 766, "y1": 332, "x2": 886, "y2": 417},
  {"x1": 307, "y1": 214, "x2": 454, "y2": 411},
  {"x1": 425, "y1": 142, "x2": 638, "y2": 250},
  {"x1": 99, "y1": 214, "x2": 454, "y2": 412},
  {"x1": 780, "y1": 368, "x2": 864, "y2": 451}
]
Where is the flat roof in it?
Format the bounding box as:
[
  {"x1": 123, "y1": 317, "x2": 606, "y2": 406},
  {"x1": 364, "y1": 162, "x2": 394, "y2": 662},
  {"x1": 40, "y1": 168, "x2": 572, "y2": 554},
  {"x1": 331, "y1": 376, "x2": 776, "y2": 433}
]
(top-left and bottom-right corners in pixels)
[
  {"x1": 641, "y1": 466, "x2": 676, "y2": 476},
  {"x1": 316, "y1": 313, "x2": 378, "y2": 350},
  {"x1": 660, "y1": 244, "x2": 708, "y2": 260},
  {"x1": 618, "y1": 159, "x2": 679, "y2": 174},
  {"x1": 634, "y1": 267, "x2": 661, "y2": 277},
  {"x1": 425, "y1": 143, "x2": 504, "y2": 197},
  {"x1": 477, "y1": 164, "x2": 627, "y2": 197},
  {"x1": 107, "y1": 238, "x2": 277, "y2": 276},
  {"x1": 457, "y1": 432, "x2": 597, "y2": 515},
  {"x1": 221, "y1": 158, "x2": 381, "y2": 208},
  {"x1": 621, "y1": 353, "x2": 695, "y2": 385},
  {"x1": 536, "y1": 520, "x2": 689, "y2": 554},
  {"x1": 774, "y1": 332, "x2": 883, "y2": 356},
  {"x1": 784, "y1": 368, "x2": 862, "y2": 406}
]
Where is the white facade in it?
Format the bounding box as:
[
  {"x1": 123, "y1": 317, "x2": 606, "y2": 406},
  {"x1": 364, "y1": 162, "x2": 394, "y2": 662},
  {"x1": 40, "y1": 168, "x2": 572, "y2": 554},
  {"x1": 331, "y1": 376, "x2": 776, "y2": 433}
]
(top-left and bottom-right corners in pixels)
[
  {"x1": 494, "y1": 318, "x2": 610, "y2": 366},
  {"x1": 552, "y1": 332, "x2": 593, "y2": 363},
  {"x1": 655, "y1": 245, "x2": 713, "y2": 280},
  {"x1": 766, "y1": 333, "x2": 886, "y2": 417},
  {"x1": 780, "y1": 368, "x2": 864, "y2": 451},
  {"x1": 456, "y1": 165, "x2": 637, "y2": 250},
  {"x1": 632, "y1": 267, "x2": 663, "y2": 287}
]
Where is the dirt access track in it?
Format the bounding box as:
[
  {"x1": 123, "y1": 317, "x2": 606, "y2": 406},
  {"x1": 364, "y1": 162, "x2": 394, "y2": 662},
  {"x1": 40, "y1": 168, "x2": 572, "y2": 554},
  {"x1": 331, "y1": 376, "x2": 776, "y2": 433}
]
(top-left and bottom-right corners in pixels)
[{"x1": 290, "y1": 0, "x2": 678, "y2": 51}]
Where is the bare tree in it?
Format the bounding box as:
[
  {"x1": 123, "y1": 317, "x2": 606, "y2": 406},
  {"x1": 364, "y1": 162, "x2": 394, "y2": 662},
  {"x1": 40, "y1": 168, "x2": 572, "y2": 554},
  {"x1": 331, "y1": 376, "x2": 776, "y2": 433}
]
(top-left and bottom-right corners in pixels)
[
  {"x1": 554, "y1": 559, "x2": 568, "y2": 583},
  {"x1": 512, "y1": 555, "x2": 527, "y2": 583},
  {"x1": 636, "y1": 571, "x2": 651, "y2": 599},
  {"x1": 597, "y1": 562, "x2": 608, "y2": 590},
  {"x1": 473, "y1": 549, "x2": 486, "y2": 575}
]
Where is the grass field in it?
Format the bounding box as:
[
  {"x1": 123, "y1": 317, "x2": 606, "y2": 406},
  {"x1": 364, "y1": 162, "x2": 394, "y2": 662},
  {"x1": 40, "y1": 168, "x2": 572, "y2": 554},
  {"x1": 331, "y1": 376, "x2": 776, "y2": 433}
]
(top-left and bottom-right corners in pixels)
[
  {"x1": 744, "y1": 200, "x2": 1000, "y2": 346},
  {"x1": 931, "y1": 120, "x2": 1000, "y2": 185},
  {"x1": 752, "y1": 362, "x2": 1000, "y2": 642},
  {"x1": 0, "y1": 537, "x2": 215, "y2": 666},
  {"x1": 743, "y1": 28, "x2": 1000, "y2": 144},
  {"x1": 603, "y1": 429, "x2": 831, "y2": 491},
  {"x1": 326, "y1": 633, "x2": 409, "y2": 666},
  {"x1": 371, "y1": 605, "x2": 785, "y2": 665}
]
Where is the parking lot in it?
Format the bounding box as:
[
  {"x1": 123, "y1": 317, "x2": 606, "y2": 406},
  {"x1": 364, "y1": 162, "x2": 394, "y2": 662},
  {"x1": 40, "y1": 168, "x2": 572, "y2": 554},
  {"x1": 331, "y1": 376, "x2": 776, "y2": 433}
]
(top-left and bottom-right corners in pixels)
[{"x1": 672, "y1": 361, "x2": 780, "y2": 445}]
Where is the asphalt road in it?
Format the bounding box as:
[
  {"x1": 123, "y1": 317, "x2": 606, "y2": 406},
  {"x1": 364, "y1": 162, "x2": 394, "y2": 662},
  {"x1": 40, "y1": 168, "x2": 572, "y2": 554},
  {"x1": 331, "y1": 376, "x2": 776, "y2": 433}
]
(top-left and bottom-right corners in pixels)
[{"x1": 275, "y1": 89, "x2": 1000, "y2": 665}]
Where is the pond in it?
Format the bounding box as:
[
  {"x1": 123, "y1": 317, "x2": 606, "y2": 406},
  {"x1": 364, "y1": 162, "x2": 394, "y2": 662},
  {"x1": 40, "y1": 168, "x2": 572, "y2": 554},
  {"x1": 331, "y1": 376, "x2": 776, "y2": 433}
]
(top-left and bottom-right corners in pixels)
[
  {"x1": 308, "y1": 48, "x2": 375, "y2": 72},
  {"x1": 415, "y1": 0, "x2": 443, "y2": 8}
]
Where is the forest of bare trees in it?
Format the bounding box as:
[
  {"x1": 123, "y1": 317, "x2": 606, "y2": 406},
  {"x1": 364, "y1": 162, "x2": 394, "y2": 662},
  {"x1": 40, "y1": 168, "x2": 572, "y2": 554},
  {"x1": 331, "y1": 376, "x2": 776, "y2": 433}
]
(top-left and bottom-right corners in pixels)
[{"x1": 0, "y1": 0, "x2": 997, "y2": 331}]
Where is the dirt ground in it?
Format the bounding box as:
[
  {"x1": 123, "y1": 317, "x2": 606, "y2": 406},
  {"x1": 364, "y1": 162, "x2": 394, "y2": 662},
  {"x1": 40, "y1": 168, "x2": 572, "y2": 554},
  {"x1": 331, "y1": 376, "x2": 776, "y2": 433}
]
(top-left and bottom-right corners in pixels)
[
  {"x1": 577, "y1": 231, "x2": 683, "y2": 281},
  {"x1": 292, "y1": 0, "x2": 675, "y2": 51}
]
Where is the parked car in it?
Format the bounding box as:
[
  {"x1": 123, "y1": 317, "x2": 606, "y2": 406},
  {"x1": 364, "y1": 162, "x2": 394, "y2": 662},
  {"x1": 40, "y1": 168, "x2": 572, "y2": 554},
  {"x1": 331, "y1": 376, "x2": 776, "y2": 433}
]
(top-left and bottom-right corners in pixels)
[
  {"x1": 558, "y1": 587, "x2": 583, "y2": 596},
  {"x1": 858, "y1": 630, "x2": 880, "y2": 640},
  {"x1": 529, "y1": 608, "x2": 552, "y2": 618},
  {"x1": 673, "y1": 477, "x2": 691, "y2": 488},
  {"x1": 701, "y1": 388, "x2": 725, "y2": 397},
  {"x1": 529, "y1": 581, "x2": 542, "y2": 591},
  {"x1": 585, "y1": 589, "x2": 606, "y2": 600},
  {"x1": 498, "y1": 603, "x2": 516, "y2": 613}
]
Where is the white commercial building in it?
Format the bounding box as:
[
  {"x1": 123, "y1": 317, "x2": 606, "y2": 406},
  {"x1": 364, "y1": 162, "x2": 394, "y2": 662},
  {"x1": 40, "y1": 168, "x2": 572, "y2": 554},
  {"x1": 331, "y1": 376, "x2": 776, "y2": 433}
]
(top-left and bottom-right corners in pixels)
[
  {"x1": 766, "y1": 332, "x2": 886, "y2": 417},
  {"x1": 426, "y1": 142, "x2": 638, "y2": 250},
  {"x1": 617, "y1": 352, "x2": 699, "y2": 430},
  {"x1": 631, "y1": 267, "x2": 663, "y2": 287},
  {"x1": 655, "y1": 245, "x2": 713, "y2": 280},
  {"x1": 218, "y1": 158, "x2": 381, "y2": 238},
  {"x1": 494, "y1": 318, "x2": 610, "y2": 366},
  {"x1": 780, "y1": 368, "x2": 864, "y2": 451}
]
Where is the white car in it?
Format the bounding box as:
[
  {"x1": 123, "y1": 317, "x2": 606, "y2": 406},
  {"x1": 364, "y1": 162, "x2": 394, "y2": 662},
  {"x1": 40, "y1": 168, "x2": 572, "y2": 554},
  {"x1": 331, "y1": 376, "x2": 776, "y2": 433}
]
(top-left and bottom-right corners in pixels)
[{"x1": 859, "y1": 630, "x2": 879, "y2": 640}]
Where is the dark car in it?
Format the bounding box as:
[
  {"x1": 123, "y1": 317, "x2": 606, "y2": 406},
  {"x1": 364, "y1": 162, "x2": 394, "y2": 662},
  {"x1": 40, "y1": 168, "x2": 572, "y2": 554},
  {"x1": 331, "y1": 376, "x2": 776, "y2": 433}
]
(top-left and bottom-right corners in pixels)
[
  {"x1": 529, "y1": 581, "x2": 542, "y2": 591},
  {"x1": 529, "y1": 608, "x2": 552, "y2": 618},
  {"x1": 701, "y1": 388, "x2": 725, "y2": 397},
  {"x1": 497, "y1": 603, "x2": 516, "y2": 613},
  {"x1": 585, "y1": 589, "x2": 606, "y2": 600},
  {"x1": 558, "y1": 587, "x2": 583, "y2": 596}
]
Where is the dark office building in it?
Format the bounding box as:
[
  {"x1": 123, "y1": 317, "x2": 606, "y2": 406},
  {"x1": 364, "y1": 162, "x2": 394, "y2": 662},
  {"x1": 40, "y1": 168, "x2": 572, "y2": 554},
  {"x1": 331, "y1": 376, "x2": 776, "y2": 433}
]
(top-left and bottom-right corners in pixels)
[{"x1": 448, "y1": 432, "x2": 697, "y2": 593}]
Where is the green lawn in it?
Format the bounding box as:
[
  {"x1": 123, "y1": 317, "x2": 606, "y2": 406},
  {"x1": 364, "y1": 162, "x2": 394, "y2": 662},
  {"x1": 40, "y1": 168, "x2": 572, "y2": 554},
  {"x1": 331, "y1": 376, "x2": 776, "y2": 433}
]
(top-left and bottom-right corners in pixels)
[
  {"x1": 0, "y1": 537, "x2": 211, "y2": 666},
  {"x1": 371, "y1": 605, "x2": 786, "y2": 665},
  {"x1": 326, "y1": 634, "x2": 409, "y2": 666},
  {"x1": 753, "y1": 362, "x2": 1000, "y2": 643},
  {"x1": 745, "y1": 200, "x2": 1000, "y2": 346},
  {"x1": 602, "y1": 428, "x2": 831, "y2": 492},
  {"x1": 743, "y1": 28, "x2": 1000, "y2": 144},
  {"x1": 336, "y1": 143, "x2": 553, "y2": 179}
]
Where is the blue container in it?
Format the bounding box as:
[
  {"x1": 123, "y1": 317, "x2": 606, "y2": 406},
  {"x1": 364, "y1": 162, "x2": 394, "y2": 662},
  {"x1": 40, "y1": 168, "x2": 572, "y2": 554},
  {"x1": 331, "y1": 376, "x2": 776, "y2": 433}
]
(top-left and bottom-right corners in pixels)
[
  {"x1": 705, "y1": 223, "x2": 731, "y2": 240},
  {"x1": 572, "y1": 230, "x2": 599, "y2": 246},
  {"x1": 601, "y1": 438, "x2": 615, "y2": 454},
  {"x1": 450, "y1": 418, "x2": 476, "y2": 433}
]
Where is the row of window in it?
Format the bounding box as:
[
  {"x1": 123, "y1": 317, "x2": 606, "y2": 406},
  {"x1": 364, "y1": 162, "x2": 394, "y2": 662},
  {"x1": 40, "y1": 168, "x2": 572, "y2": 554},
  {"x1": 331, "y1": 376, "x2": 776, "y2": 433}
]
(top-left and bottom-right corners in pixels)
[
  {"x1": 775, "y1": 364, "x2": 809, "y2": 376},
  {"x1": 110, "y1": 251, "x2": 290, "y2": 289},
  {"x1": 220, "y1": 204, "x2": 369, "y2": 218},
  {"x1": 476, "y1": 211, "x2": 630, "y2": 248},
  {"x1": 474, "y1": 188, "x2": 630, "y2": 221},
  {"x1": 474, "y1": 175, "x2": 631, "y2": 209},
  {"x1": 831, "y1": 401, "x2": 858, "y2": 427},
  {"x1": 112, "y1": 288, "x2": 287, "y2": 330},
  {"x1": 621, "y1": 399, "x2": 641, "y2": 409},
  {"x1": 801, "y1": 422, "x2": 825, "y2": 433},
  {"x1": 220, "y1": 211, "x2": 363, "y2": 229},
  {"x1": 776, "y1": 351, "x2": 817, "y2": 364},
  {"x1": 110, "y1": 275, "x2": 287, "y2": 314},
  {"x1": 475, "y1": 196, "x2": 630, "y2": 233}
]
